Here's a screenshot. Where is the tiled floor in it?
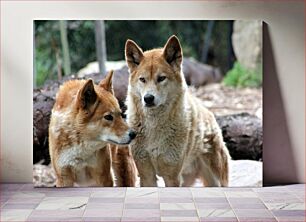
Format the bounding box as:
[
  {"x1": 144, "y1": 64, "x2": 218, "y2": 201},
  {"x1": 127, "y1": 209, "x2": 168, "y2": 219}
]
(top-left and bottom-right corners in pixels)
[{"x1": 0, "y1": 184, "x2": 304, "y2": 222}]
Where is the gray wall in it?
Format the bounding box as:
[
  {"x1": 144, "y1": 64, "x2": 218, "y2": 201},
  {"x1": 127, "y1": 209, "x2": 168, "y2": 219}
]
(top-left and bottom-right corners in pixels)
[{"x1": 1, "y1": 1, "x2": 305, "y2": 184}]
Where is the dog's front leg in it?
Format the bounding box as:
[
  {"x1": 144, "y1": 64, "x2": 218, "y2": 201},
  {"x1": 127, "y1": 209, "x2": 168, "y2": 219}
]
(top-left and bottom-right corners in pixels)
[
  {"x1": 94, "y1": 147, "x2": 114, "y2": 187},
  {"x1": 135, "y1": 159, "x2": 157, "y2": 187},
  {"x1": 56, "y1": 166, "x2": 75, "y2": 187},
  {"x1": 157, "y1": 150, "x2": 182, "y2": 187}
]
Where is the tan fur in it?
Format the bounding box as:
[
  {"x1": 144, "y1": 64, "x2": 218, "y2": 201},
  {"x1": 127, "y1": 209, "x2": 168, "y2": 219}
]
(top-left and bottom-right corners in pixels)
[
  {"x1": 49, "y1": 70, "x2": 136, "y2": 187},
  {"x1": 110, "y1": 145, "x2": 137, "y2": 187},
  {"x1": 125, "y1": 36, "x2": 230, "y2": 187}
]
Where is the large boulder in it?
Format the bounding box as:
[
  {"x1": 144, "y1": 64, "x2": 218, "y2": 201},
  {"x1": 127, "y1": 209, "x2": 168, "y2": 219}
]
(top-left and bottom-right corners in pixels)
[
  {"x1": 232, "y1": 21, "x2": 262, "y2": 70},
  {"x1": 183, "y1": 58, "x2": 222, "y2": 87}
]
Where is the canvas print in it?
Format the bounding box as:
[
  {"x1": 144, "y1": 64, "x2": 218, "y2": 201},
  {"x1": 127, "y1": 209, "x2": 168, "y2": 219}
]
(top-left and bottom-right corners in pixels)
[{"x1": 33, "y1": 20, "x2": 262, "y2": 187}]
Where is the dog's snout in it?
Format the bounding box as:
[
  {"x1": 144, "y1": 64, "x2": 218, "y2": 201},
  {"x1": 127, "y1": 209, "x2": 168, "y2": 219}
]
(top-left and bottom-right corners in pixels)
[
  {"x1": 129, "y1": 130, "x2": 137, "y2": 140},
  {"x1": 144, "y1": 94, "x2": 155, "y2": 105}
]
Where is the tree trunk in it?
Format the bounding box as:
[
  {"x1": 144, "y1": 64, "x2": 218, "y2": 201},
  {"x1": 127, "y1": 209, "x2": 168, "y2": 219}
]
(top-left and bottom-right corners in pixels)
[
  {"x1": 201, "y1": 21, "x2": 215, "y2": 63},
  {"x1": 59, "y1": 20, "x2": 71, "y2": 76},
  {"x1": 94, "y1": 20, "x2": 107, "y2": 75},
  {"x1": 216, "y1": 113, "x2": 262, "y2": 160}
]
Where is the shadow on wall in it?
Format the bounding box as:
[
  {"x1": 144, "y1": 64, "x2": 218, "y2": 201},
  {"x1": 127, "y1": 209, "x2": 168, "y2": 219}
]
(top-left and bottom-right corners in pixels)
[{"x1": 263, "y1": 22, "x2": 298, "y2": 185}]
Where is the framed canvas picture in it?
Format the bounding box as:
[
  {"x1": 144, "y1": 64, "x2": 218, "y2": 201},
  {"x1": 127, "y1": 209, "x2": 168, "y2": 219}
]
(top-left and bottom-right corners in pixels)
[{"x1": 33, "y1": 20, "x2": 262, "y2": 188}]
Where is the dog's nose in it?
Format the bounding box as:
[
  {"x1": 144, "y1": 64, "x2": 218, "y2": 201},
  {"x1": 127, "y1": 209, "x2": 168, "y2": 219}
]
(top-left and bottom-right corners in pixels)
[
  {"x1": 129, "y1": 130, "x2": 137, "y2": 140},
  {"x1": 144, "y1": 94, "x2": 155, "y2": 105}
]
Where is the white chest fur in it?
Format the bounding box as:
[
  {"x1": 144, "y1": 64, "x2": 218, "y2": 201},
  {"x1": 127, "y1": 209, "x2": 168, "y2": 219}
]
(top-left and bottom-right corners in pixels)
[
  {"x1": 57, "y1": 142, "x2": 105, "y2": 170},
  {"x1": 57, "y1": 142, "x2": 106, "y2": 186}
]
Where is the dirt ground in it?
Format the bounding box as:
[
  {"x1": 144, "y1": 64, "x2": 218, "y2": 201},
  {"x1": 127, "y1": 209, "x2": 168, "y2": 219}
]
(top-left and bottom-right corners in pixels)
[
  {"x1": 189, "y1": 83, "x2": 262, "y2": 117},
  {"x1": 33, "y1": 83, "x2": 263, "y2": 187}
]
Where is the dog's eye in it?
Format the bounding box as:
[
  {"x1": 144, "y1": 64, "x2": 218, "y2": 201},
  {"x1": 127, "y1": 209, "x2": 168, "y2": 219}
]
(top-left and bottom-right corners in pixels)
[
  {"x1": 157, "y1": 76, "x2": 166, "y2": 82},
  {"x1": 139, "y1": 77, "x2": 146, "y2": 83},
  {"x1": 121, "y1": 113, "x2": 126, "y2": 119},
  {"x1": 104, "y1": 115, "x2": 113, "y2": 121}
]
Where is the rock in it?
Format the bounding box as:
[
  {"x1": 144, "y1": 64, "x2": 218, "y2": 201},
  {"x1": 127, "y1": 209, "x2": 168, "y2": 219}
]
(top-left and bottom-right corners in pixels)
[
  {"x1": 216, "y1": 113, "x2": 262, "y2": 161},
  {"x1": 33, "y1": 164, "x2": 56, "y2": 187},
  {"x1": 232, "y1": 21, "x2": 262, "y2": 70},
  {"x1": 77, "y1": 61, "x2": 126, "y2": 77},
  {"x1": 182, "y1": 58, "x2": 222, "y2": 87},
  {"x1": 228, "y1": 160, "x2": 262, "y2": 187}
]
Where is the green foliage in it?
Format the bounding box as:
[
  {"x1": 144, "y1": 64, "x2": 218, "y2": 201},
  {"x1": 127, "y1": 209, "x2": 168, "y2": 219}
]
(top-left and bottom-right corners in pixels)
[
  {"x1": 35, "y1": 20, "x2": 234, "y2": 87},
  {"x1": 223, "y1": 62, "x2": 262, "y2": 88}
]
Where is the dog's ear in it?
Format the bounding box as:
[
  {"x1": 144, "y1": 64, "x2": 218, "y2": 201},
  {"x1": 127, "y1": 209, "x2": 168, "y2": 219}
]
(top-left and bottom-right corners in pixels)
[
  {"x1": 99, "y1": 70, "x2": 114, "y2": 94},
  {"x1": 77, "y1": 79, "x2": 97, "y2": 110},
  {"x1": 125, "y1": 39, "x2": 144, "y2": 72},
  {"x1": 163, "y1": 35, "x2": 183, "y2": 71}
]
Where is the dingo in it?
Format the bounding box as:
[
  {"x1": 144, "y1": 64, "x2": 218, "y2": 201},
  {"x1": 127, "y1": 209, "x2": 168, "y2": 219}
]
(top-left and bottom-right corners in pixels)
[
  {"x1": 49, "y1": 71, "x2": 136, "y2": 187},
  {"x1": 125, "y1": 36, "x2": 230, "y2": 187}
]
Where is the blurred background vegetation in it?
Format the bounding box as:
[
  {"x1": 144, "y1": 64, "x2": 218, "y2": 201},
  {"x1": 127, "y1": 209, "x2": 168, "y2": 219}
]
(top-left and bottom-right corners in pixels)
[{"x1": 34, "y1": 20, "x2": 262, "y2": 88}]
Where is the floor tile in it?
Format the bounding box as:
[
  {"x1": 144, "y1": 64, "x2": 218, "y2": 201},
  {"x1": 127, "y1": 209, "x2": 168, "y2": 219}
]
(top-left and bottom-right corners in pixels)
[
  {"x1": 44, "y1": 190, "x2": 91, "y2": 197},
  {"x1": 159, "y1": 189, "x2": 192, "y2": 197},
  {"x1": 10, "y1": 191, "x2": 45, "y2": 199},
  {"x1": 225, "y1": 191, "x2": 258, "y2": 198},
  {"x1": 271, "y1": 209, "x2": 305, "y2": 217},
  {"x1": 265, "y1": 202, "x2": 305, "y2": 210},
  {"x1": 7, "y1": 197, "x2": 44, "y2": 204},
  {"x1": 122, "y1": 209, "x2": 160, "y2": 217},
  {"x1": 122, "y1": 217, "x2": 161, "y2": 221},
  {"x1": 191, "y1": 189, "x2": 225, "y2": 197},
  {"x1": 125, "y1": 203, "x2": 160, "y2": 209},
  {"x1": 89, "y1": 197, "x2": 124, "y2": 203},
  {"x1": 91, "y1": 189, "x2": 126, "y2": 198},
  {"x1": 194, "y1": 197, "x2": 228, "y2": 203},
  {"x1": 234, "y1": 209, "x2": 274, "y2": 218},
  {"x1": 1, "y1": 184, "x2": 24, "y2": 191},
  {"x1": 126, "y1": 188, "x2": 158, "y2": 198},
  {"x1": 125, "y1": 197, "x2": 159, "y2": 203},
  {"x1": 237, "y1": 217, "x2": 277, "y2": 221},
  {"x1": 162, "y1": 216, "x2": 199, "y2": 222},
  {"x1": 160, "y1": 203, "x2": 196, "y2": 210},
  {"x1": 86, "y1": 202, "x2": 123, "y2": 209},
  {"x1": 198, "y1": 209, "x2": 235, "y2": 217},
  {"x1": 36, "y1": 196, "x2": 88, "y2": 210},
  {"x1": 200, "y1": 217, "x2": 238, "y2": 222},
  {"x1": 0, "y1": 209, "x2": 32, "y2": 221},
  {"x1": 1, "y1": 196, "x2": 10, "y2": 205},
  {"x1": 160, "y1": 188, "x2": 190, "y2": 192},
  {"x1": 20, "y1": 184, "x2": 36, "y2": 191},
  {"x1": 83, "y1": 209, "x2": 123, "y2": 217},
  {"x1": 160, "y1": 197, "x2": 194, "y2": 203},
  {"x1": 26, "y1": 217, "x2": 83, "y2": 221},
  {"x1": 230, "y1": 202, "x2": 266, "y2": 209},
  {"x1": 276, "y1": 217, "x2": 306, "y2": 222},
  {"x1": 253, "y1": 187, "x2": 290, "y2": 193},
  {"x1": 29, "y1": 209, "x2": 84, "y2": 218},
  {"x1": 228, "y1": 197, "x2": 262, "y2": 204},
  {"x1": 196, "y1": 202, "x2": 231, "y2": 209},
  {"x1": 161, "y1": 209, "x2": 198, "y2": 217},
  {"x1": 2, "y1": 203, "x2": 39, "y2": 209},
  {"x1": 83, "y1": 217, "x2": 121, "y2": 222}
]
